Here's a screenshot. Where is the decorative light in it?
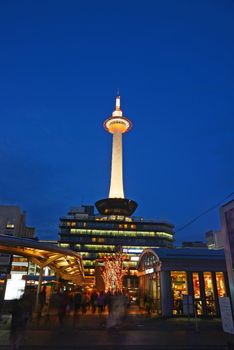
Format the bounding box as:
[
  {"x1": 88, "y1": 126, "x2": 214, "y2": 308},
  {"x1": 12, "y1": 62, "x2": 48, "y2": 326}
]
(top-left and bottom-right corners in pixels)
[{"x1": 99, "y1": 252, "x2": 128, "y2": 292}]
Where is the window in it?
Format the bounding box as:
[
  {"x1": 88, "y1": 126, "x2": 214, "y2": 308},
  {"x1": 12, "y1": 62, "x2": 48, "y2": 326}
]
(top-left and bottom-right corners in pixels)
[
  {"x1": 192, "y1": 272, "x2": 203, "y2": 315},
  {"x1": 216, "y1": 272, "x2": 226, "y2": 297},
  {"x1": 6, "y1": 223, "x2": 15, "y2": 229},
  {"x1": 192, "y1": 273, "x2": 200, "y2": 299},
  {"x1": 203, "y1": 272, "x2": 216, "y2": 315},
  {"x1": 171, "y1": 271, "x2": 187, "y2": 315}
]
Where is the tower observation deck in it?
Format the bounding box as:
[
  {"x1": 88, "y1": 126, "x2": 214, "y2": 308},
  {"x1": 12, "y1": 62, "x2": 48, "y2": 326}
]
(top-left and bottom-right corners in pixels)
[{"x1": 95, "y1": 96, "x2": 137, "y2": 216}]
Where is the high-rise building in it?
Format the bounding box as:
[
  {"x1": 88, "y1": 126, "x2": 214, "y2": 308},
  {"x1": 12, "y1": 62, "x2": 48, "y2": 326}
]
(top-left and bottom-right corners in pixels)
[
  {"x1": 0, "y1": 206, "x2": 35, "y2": 238},
  {"x1": 206, "y1": 230, "x2": 224, "y2": 250},
  {"x1": 59, "y1": 96, "x2": 174, "y2": 290},
  {"x1": 0, "y1": 206, "x2": 35, "y2": 300}
]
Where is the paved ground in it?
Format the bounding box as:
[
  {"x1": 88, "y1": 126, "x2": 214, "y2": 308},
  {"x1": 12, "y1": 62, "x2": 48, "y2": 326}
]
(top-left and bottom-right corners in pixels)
[{"x1": 0, "y1": 309, "x2": 232, "y2": 349}]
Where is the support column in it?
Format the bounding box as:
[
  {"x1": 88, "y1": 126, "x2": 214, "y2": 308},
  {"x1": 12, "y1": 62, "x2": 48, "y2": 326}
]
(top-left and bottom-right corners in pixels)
[
  {"x1": 160, "y1": 271, "x2": 173, "y2": 317},
  {"x1": 212, "y1": 271, "x2": 220, "y2": 317},
  {"x1": 36, "y1": 266, "x2": 43, "y2": 309},
  {"x1": 187, "y1": 271, "x2": 194, "y2": 296},
  {"x1": 199, "y1": 271, "x2": 207, "y2": 316}
]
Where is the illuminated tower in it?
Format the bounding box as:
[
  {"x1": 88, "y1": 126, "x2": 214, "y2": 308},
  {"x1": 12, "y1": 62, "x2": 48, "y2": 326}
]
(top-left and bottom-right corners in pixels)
[{"x1": 96, "y1": 96, "x2": 137, "y2": 216}]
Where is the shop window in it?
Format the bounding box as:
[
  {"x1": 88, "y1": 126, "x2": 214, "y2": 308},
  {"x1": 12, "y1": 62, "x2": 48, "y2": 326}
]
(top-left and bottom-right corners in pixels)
[
  {"x1": 192, "y1": 273, "x2": 202, "y2": 315},
  {"x1": 216, "y1": 272, "x2": 226, "y2": 297},
  {"x1": 192, "y1": 273, "x2": 200, "y2": 299},
  {"x1": 171, "y1": 271, "x2": 187, "y2": 315},
  {"x1": 203, "y1": 272, "x2": 216, "y2": 315}
]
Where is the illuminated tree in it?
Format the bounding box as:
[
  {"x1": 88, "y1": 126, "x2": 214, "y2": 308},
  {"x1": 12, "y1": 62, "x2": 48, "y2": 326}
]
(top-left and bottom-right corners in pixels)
[{"x1": 100, "y1": 253, "x2": 128, "y2": 292}]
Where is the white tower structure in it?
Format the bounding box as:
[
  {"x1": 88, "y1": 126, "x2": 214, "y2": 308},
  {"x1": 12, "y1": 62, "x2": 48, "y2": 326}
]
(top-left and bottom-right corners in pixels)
[
  {"x1": 96, "y1": 95, "x2": 137, "y2": 217},
  {"x1": 104, "y1": 96, "x2": 131, "y2": 199}
]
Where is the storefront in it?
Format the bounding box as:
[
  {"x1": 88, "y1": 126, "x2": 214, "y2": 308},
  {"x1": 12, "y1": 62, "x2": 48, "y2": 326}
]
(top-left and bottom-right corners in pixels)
[{"x1": 138, "y1": 248, "x2": 228, "y2": 317}]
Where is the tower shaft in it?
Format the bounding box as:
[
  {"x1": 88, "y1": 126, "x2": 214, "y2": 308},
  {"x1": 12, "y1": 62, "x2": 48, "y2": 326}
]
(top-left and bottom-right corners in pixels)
[
  {"x1": 109, "y1": 132, "x2": 124, "y2": 198},
  {"x1": 95, "y1": 95, "x2": 137, "y2": 217}
]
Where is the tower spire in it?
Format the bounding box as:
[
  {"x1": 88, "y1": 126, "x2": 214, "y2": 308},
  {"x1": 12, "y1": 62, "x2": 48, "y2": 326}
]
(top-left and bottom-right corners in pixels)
[{"x1": 116, "y1": 95, "x2": 121, "y2": 111}]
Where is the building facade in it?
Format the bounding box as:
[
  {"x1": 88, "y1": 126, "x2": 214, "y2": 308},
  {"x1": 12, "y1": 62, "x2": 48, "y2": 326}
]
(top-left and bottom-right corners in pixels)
[
  {"x1": 0, "y1": 206, "x2": 35, "y2": 238},
  {"x1": 0, "y1": 206, "x2": 35, "y2": 300},
  {"x1": 59, "y1": 205, "x2": 174, "y2": 289},
  {"x1": 138, "y1": 248, "x2": 228, "y2": 317},
  {"x1": 220, "y1": 200, "x2": 234, "y2": 314}
]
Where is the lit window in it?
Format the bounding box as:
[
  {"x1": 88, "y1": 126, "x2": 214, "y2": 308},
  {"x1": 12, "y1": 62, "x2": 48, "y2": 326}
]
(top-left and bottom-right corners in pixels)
[
  {"x1": 6, "y1": 223, "x2": 15, "y2": 229},
  {"x1": 216, "y1": 272, "x2": 226, "y2": 297},
  {"x1": 203, "y1": 272, "x2": 216, "y2": 315}
]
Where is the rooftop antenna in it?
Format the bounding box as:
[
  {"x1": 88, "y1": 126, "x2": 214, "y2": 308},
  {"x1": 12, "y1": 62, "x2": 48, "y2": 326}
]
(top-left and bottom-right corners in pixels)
[{"x1": 117, "y1": 88, "x2": 120, "y2": 96}]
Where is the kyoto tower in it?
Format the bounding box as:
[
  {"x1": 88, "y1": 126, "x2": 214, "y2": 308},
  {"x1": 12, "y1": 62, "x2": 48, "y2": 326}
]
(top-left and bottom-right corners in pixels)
[{"x1": 95, "y1": 96, "x2": 137, "y2": 216}]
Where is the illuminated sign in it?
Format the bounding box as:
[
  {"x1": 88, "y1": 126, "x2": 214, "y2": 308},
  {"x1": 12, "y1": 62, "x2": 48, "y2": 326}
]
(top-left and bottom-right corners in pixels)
[
  {"x1": 123, "y1": 248, "x2": 143, "y2": 253},
  {"x1": 145, "y1": 268, "x2": 154, "y2": 274},
  {"x1": 130, "y1": 256, "x2": 139, "y2": 261}
]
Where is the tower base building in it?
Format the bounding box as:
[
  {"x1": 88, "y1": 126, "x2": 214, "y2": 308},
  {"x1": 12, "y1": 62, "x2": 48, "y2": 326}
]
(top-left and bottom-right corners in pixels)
[{"x1": 59, "y1": 205, "x2": 174, "y2": 292}]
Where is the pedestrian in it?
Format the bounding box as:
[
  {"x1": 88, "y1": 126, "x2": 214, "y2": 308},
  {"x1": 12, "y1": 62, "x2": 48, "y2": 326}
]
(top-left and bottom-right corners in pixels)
[
  {"x1": 97, "y1": 291, "x2": 105, "y2": 316},
  {"x1": 58, "y1": 291, "x2": 69, "y2": 326},
  {"x1": 10, "y1": 299, "x2": 27, "y2": 350},
  {"x1": 90, "y1": 290, "x2": 98, "y2": 314},
  {"x1": 105, "y1": 290, "x2": 112, "y2": 314},
  {"x1": 37, "y1": 286, "x2": 46, "y2": 325},
  {"x1": 81, "y1": 291, "x2": 89, "y2": 314}
]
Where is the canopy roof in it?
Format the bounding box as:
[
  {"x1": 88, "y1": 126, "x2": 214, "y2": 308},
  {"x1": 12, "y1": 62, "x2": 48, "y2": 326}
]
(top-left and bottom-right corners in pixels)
[
  {"x1": 147, "y1": 247, "x2": 224, "y2": 260},
  {"x1": 0, "y1": 235, "x2": 84, "y2": 285}
]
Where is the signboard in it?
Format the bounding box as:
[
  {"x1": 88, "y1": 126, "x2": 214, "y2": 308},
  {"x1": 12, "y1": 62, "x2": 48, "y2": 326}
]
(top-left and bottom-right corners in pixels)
[
  {"x1": 219, "y1": 297, "x2": 234, "y2": 334},
  {"x1": 183, "y1": 295, "x2": 194, "y2": 315}
]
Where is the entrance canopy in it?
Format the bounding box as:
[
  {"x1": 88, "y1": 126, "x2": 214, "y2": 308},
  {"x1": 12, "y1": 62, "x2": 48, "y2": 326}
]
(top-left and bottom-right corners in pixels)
[{"x1": 0, "y1": 235, "x2": 84, "y2": 285}]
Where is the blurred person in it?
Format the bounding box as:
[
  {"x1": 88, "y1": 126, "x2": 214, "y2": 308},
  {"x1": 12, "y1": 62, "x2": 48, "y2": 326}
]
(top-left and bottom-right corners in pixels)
[
  {"x1": 10, "y1": 299, "x2": 27, "y2": 350},
  {"x1": 81, "y1": 291, "x2": 89, "y2": 314},
  {"x1": 97, "y1": 291, "x2": 105, "y2": 316},
  {"x1": 37, "y1": 286, "x2": 47, "y2": 325},
  {"x1": 105, "y1": 290, "x2": 112, "y2": 314},
  {"x1": 58, "y1": 291, "x2": 69, "y2": 326},
  {"x1": 90, "y1": 290, "x2": 98, "y2": 314},
  {"x1": 73, "y1": 289, "x2": 82, "y2": 327}
]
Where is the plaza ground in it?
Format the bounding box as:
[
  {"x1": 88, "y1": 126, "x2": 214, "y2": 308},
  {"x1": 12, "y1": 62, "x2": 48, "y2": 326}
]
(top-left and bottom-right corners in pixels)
[{"x1": 0, "y1": 307, "x2": 231, "y2": 349}]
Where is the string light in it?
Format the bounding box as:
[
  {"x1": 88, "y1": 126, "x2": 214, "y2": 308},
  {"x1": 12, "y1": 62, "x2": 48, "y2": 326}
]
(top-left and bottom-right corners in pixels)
[{"x1": 100, "y1": 253, "x2": 128, "y2": 292}]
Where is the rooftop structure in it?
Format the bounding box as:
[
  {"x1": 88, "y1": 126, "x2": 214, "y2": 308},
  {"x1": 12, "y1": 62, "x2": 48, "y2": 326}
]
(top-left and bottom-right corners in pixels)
[{"x1": 206, "y1": 230, "x2": 224, "y2": 250}]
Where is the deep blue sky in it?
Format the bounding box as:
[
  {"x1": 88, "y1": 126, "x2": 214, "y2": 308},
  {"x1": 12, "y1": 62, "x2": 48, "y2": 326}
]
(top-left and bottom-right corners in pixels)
[{"x1": 0, "y1": 1, "x2": 233, "y2": 244}]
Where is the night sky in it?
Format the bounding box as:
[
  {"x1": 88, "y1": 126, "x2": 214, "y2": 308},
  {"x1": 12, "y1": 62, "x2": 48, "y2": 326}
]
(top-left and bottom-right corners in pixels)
[{"x1": 0, "y1": 1, "x2": 233, "y2": 244}]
